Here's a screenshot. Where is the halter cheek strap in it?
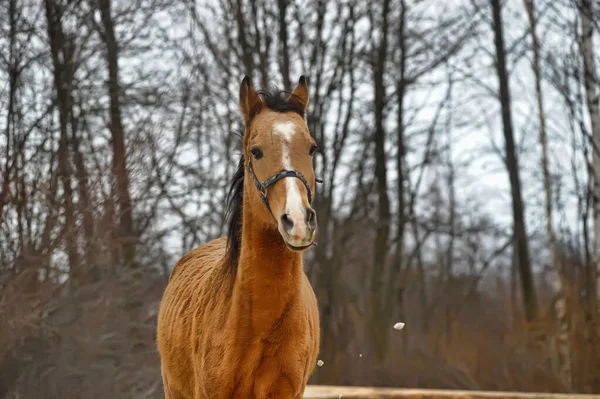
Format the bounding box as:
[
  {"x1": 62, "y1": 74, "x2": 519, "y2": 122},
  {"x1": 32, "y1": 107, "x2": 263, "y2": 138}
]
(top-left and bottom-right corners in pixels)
[{"x1": 247, "y1": 158, "x2": 315, "y2": 219}]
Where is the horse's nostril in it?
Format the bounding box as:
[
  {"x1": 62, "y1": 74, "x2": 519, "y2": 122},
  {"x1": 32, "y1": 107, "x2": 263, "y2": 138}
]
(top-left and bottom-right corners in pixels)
[
  {"x1": 306, "y1": 208, "x2": 317, "y2": 230},
  {"x1": 280, "y1": 213, "x2": 294, "y2": 231}
]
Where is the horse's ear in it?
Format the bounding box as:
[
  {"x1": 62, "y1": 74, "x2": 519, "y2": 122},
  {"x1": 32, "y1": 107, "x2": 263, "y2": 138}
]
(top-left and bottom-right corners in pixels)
[
  {"x1": 239, "y1": 75, "x2": 262, "y2": 124},
  {"x1": 290, "y1": 75, "x2": 309, "y2": 115}
]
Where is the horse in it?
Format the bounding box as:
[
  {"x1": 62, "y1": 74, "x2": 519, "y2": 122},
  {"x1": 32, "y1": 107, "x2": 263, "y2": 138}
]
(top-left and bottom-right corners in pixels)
[{"x1": 156, "y1": 75, "x2": 321, "y2": 398}]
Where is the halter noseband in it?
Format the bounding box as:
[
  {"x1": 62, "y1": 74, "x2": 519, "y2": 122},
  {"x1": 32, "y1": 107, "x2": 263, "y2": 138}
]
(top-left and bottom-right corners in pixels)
[{"x1": 247, "y1": 158, "x2": 318, "y2": 219}]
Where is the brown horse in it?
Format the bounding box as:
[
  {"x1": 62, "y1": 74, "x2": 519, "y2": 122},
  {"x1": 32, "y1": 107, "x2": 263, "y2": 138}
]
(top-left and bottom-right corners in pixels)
[{"x1": 156, "y1": 76, "x2": 321, "y2": 398}]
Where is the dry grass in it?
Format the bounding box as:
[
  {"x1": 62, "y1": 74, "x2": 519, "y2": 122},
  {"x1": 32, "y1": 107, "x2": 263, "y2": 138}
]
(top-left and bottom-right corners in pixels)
[
  {"x1": 0, "y1": 266, "x2": 165, "y2": 399},
  {"x1": 309, "y1": 267, "x2": 598, "y2": 394},
  {"x1": 1, "y1": 259, "x2": 598, "y2": 398}
]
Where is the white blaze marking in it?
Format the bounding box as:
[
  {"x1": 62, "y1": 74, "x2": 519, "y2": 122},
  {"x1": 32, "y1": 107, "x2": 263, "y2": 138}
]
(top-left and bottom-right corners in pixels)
[
  {"x1": 273, "y1": 121, "x2": 296, "y2": 143},
  {"x1": 275, "y1": 122, "x2": 305, "y2": 235}
]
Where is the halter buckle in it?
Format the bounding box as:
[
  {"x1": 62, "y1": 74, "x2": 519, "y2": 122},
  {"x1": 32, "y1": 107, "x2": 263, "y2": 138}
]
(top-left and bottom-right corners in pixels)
[{"x1": 258, "y1": 185, "x2": 268, "y2": 198}]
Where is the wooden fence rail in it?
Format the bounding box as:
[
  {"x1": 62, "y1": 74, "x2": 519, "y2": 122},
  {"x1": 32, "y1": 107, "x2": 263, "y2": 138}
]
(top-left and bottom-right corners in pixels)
[{"x1": 303, "y1": 386, "x2": 600, "y2": 399}]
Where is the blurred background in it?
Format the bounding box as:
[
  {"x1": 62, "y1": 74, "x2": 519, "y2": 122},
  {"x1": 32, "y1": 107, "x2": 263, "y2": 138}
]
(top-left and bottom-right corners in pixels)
[{"x1": 2, "y1": 0, "x2": 600, "y2": 397}]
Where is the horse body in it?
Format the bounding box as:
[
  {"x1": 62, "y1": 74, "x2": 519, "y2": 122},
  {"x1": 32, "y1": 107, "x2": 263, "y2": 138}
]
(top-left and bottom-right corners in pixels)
[{"x1": 157, "y1": 76, "x2": 321, "y2": 398}]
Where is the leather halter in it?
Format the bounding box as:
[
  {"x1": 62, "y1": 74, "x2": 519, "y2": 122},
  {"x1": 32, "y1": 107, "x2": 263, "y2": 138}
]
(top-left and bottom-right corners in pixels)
[{"x1": 247, "y1": 157, "x2": 318, "y2": 219}]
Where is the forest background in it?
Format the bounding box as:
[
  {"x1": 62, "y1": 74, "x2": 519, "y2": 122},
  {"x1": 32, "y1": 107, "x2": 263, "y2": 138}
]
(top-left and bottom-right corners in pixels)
[{"x1": 2, "y1": 0, "x2": 600, "y2": 396}]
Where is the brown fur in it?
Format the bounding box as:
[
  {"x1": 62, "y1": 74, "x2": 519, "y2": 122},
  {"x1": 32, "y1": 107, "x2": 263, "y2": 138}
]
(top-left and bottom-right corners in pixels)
[{"x1": 157, "y1": 76, "x2": 321, "y2": 398}]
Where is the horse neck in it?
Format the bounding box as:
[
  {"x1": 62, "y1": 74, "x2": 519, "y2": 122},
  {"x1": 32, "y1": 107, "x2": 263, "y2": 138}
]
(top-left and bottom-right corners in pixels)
[{"x1": 236, "y1": 195, "x2": 304, "y2": 306}]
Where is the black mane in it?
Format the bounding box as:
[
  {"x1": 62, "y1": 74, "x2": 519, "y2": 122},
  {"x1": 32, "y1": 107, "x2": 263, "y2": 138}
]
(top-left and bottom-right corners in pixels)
[
  {"x1": 224, "y1": 87, "x2": 306, "y2": 270},
  {"x1": 224, "y1": 155, "x2": 244, "y2": 270},
  {"x1": 257, "y1": 87, "x2": 306, "y2": 116}
]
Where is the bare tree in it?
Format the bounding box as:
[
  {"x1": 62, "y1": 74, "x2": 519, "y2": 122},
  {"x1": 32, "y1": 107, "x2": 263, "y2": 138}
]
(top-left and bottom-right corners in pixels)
[
  {"x1": 578, "y1": 0, "x2": 600, "y2": 390},
  {"x1": 277, "y1": 0, "x2": 291, "y2": 89},
  {"x1": 369, "y1": 0, "x2": 392, "y2": 362},
  {"x1": 490, "y1": 0, "x2": 538, "y2": 322},
  {"x1": 523, "y1": 0, "x2": 571, "y2": 387},
  {"x1": 44, "y1": 0, "x2": 80, "y2": 278},
  {"x1": 579, "y1": 0, "x2": 600, "y2": 307},
  {"x1": 96, "y1": 0, "x2": 137, "y2": 268}
]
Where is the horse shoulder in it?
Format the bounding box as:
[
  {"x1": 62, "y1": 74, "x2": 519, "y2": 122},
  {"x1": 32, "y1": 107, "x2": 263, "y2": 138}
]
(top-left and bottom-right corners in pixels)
[
  {"x1": 167, "y1": 237, "x2": 227, "y2": 281},
  {"x1": 157, "y1": 236, "x2": 232, "y2": 398}
]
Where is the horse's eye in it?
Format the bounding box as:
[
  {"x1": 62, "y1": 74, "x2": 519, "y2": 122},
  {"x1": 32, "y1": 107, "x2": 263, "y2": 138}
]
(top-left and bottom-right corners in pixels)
[
  {"x1": 250, "y1": 147, "x2": 263, "y2": 160},
  {"x1": 309, "y1": 144, "x2": 319, "y2": 156}
]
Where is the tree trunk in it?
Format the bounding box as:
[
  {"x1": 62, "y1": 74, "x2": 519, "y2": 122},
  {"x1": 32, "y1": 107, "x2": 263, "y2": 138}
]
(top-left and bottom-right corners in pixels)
[
  {"x1": 580, "y1": 0, "x2": 600, "y2": 311},
  {"x1": 44, "y1": 0, "x2": 80, "y2": 277},
  {"x1": 370, "y1": 0, "x2": 392, "y2": 362},
  {"x1": 277, "y1": 0, "x2": 291, "y2": 89},
  {"x1": 490, "y1": 0, "x2": 538, "y2": 322},
  {"x1": 250, "y1": 0, "x2": 270, "y2": 88},
  {"x1": 391, "y1": 0, "x2": 407, "y2": 302},
  {"x1": 445, "y1": 99, "x2": 457, "y2": 345},
  {"x1": 579, "y1": 0, "x2": 600, "y2": 390},
  {"x1": 1, "y1": 0, "x2": 18, "y2": 226},
  {"x1": 71, "y1": 124, "x2": 95, "y2": 277},
  {"x1": 235, "y1": 0, "x2": 254, "y2": 76},
  {"x1": 523, "y1": 0, "x2": 571, "y2": 387},
  {"x1": 386, "y1": 0, "x2": 409, "y2": 351},
  {"x1": 97, "y1": 0, "x2": 137, "y2": 268}
]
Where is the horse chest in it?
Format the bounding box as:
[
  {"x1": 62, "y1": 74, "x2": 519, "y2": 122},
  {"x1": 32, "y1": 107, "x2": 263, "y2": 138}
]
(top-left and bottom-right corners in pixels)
[
  {"x1": 224, "y1": 310, "x2": 313, "y2": 398},
  {"x1": 241, "y1": 337, "x2": 310, "y2": 398}
]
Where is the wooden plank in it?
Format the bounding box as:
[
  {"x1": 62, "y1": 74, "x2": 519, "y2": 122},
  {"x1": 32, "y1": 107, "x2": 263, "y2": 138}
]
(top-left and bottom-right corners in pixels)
[{"x1": 303, "y1": 385, "x2": 600, "y2": 399}]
